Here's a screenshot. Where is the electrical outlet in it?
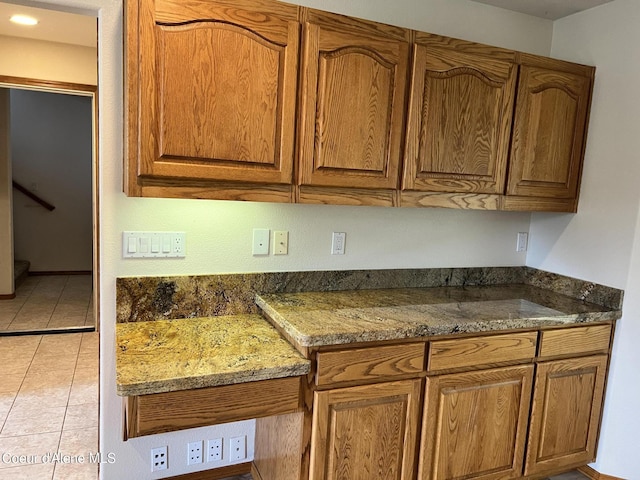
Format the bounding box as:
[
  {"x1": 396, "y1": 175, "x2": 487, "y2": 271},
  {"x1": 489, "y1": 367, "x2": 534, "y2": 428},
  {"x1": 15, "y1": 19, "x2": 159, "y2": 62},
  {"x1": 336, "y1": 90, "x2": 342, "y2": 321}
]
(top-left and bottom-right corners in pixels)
[
  {"x1": 151, "y1": 446, "x2": 168, "y2": 472},
  {"x1": 207, "y1": 438, "x2": 223, "y2": 462},
  {"x1": 174, "y1": 232, "x2": 185, "y2": 254},
  {"x1": 516, "y1": 232, "x2": 529, "y2": 252},
  {"x1": 187, "y1": 441, "x2": 203, "y2": 465},
  {"x1": 331, "y1": 232, "x2": 346, "y2": 255},
  {"x1": 229, "y1": 436, "x2": 247, "y2": 461}
]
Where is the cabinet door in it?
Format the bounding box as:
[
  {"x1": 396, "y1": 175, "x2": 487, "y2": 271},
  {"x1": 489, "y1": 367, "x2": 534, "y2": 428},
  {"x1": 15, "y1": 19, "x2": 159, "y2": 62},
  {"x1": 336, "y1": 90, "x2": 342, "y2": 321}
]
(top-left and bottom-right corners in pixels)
[
  {"x1": 506, "y1": 61, "x2": 592, "y2": 200},
  {"x1": 403, "y1": 39, "x2": 517, "y2": 195},
  {"x1": 298, "y1": 9, "x2": 410, "y2": 193},
  {"x1": 126, "y1": 0, "x2": 299, "y2": 192},
  {"x1": 419, "y1": 365, "x2": 534, "y2": 480},
  {"x1": 310, "y1": 379, "x2": 421, "y2": 480},
  {"x1": 524, "y1": 355, "x2": 608, "y2": 476}
]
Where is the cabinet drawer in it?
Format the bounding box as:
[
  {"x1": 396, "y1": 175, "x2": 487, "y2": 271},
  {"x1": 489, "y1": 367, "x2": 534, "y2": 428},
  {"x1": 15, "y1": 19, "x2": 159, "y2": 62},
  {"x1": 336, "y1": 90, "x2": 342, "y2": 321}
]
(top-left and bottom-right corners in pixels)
[
  {"x1": 125, "y1": 376, "x2": 302, "y2": 438},
  {"x1": 316, "y1": 343, "x2": 425, "y2": 387},
  {"x1": 428, "y1": 332, "x2": 537, "y2": 372},
  {"x1": 539, "y1": 324, "x2": 612, "y2": 358}
]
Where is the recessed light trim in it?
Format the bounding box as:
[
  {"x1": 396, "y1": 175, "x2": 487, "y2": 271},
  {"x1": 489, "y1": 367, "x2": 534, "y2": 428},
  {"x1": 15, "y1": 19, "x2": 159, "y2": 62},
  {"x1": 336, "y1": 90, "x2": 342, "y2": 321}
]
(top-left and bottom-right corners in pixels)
[{"x1": 10, "y1": 14, "x2": 39, "y2": 26}]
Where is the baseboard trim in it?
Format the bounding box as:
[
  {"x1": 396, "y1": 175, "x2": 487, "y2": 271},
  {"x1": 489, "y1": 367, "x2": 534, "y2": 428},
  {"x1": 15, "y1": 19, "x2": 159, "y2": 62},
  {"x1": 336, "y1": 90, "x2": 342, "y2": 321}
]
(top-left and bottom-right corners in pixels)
[
  {"x1": 0, "y1": 293, "x2": 16, "y2": 300},
  {"x1": 29, "y1": 270, "x2": 92, "y2": 276},
  {"x1": 168, "y1": 462, "x2": 251, "y2": 479},
  {"x1": 578, "y1": 465, "x2": 625, "y2": 480},
  {"x1": 0, "y1": 326, "x2": 95, "y2": 337}
]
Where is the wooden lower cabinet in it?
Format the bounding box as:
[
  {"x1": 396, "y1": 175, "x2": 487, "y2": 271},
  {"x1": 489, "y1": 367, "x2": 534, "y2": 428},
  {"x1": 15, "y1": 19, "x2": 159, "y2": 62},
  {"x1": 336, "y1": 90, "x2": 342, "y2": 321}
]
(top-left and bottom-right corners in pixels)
[
  {"x1": 309, "y1": 379, "x2": 422, "y2": 480},
  {"x1": 524, "y1": 355, "x2": 608, "y2": 476},
  {"x1": 419, "y1": 365, "x2": 534, "y2": 480}
]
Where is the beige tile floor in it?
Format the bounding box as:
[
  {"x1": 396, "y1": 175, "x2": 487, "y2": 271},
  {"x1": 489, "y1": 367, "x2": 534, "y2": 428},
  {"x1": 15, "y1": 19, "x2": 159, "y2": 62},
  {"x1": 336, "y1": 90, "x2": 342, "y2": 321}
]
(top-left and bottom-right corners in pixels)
[
  {"x1": 0, "y1": 275, "x2": 94, "y2": 332},
  {"x1": 0, "y1": 332, "x2": 99, "y2": 479},
  {"x1": 0, "y1": 326, "x2": 590, "y2": 480}
]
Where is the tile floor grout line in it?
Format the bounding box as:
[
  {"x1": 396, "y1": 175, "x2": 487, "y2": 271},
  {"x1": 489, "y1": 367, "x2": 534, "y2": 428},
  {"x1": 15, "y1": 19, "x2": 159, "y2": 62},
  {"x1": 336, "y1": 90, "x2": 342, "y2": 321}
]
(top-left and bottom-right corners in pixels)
[
  {"x1": 6, "y1": 276, "x2": 40, "y2": 331},
  {"x1": 46, "y1": 276, "x2": 69, "y2": 330},
  {"x1": 0, "y1": 331, "x2": 98, "y2": 479},
  {"x1": 5, "y1": 275, "x2": 94, "y2": 333},
  {"x1": 0, "y1": 335, "x2": 43, "y2": 436},
  {"x1": 4, "y1": 277, "x2": 35, "y2": 331}
]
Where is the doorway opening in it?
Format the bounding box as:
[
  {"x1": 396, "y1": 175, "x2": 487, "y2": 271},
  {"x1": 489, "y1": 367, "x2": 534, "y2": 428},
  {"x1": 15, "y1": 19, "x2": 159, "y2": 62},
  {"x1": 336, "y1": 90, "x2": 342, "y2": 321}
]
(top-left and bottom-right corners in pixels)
[{"x1": 0, "y1": 78, "x2": 99, "y2": 335}]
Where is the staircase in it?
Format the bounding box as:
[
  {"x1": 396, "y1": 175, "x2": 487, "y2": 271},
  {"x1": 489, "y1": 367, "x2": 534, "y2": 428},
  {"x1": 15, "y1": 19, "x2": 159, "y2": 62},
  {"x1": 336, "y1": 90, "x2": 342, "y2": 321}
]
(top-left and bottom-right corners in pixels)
[{"x1": 14, "y1": 260, "x2": 30, "y2": 288}]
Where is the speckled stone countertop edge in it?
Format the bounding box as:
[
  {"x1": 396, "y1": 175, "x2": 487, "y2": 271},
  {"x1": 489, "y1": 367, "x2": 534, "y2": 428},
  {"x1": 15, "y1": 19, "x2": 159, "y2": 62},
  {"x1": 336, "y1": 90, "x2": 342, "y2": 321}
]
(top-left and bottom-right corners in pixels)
[
  {"x1": 116, "y1": 363, "x2": 310, "y2": 397},
  {"x1": 256, "y1": 293, "x2": 620, "y2": 348}
]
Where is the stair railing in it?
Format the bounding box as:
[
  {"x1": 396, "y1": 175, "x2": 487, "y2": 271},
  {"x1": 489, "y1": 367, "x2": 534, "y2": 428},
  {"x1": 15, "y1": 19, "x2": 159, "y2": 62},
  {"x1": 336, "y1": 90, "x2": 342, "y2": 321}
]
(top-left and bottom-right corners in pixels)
[{"x1": 12, "y1": 180, "x2": 55, "y2": 211}]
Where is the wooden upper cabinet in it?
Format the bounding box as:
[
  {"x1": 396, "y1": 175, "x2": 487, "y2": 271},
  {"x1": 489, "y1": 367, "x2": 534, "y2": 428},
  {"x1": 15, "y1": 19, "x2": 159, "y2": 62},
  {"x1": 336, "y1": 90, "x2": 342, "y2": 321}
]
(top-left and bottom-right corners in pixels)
[
  {"x1": 124, "y1": 0, "x2": 595, "y2": 210},
  {"x1": 403, "y1": 34, "x2": 517, "y2": 196},
  {"x1": 401, "y1": 36, "x2": 594, "y2": 212},
  {"x1": 125, "y1": 0, "x2": 299, "y2": 198},
  {"x1": 506, "y1": 55, "x2": 594, "y2": 206},
  {"x1": 298, "y1": 9, "x2": 410, "y2": 196}
]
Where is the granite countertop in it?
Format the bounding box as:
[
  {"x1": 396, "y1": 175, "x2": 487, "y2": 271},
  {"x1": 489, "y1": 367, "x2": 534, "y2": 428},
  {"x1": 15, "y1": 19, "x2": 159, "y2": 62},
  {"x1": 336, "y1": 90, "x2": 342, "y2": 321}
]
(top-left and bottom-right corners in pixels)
[
  {"x1": 116, "y1": 314, "x2": 311, "y2": 396},
  {"x1": 256, "y1": 284, "x2": 622, "y2": 348}
]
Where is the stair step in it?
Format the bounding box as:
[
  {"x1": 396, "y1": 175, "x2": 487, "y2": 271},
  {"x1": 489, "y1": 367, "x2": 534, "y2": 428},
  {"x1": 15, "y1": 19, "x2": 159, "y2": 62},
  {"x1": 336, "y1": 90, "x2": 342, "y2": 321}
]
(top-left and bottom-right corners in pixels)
[{"x1": 14, "y1": 260, "x2": 30, "y2": 288}]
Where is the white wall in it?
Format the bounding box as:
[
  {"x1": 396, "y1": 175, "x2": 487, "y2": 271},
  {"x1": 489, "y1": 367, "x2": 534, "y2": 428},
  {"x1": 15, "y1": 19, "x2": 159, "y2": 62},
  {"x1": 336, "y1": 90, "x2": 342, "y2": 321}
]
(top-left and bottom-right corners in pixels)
[
  {"x1": 526, "y1": 0, "x2": 640, "y2": 477},
  {"x1": 101, "y1": 1, "x2": 552, "y2": 478},
  {"x1": 0, "y1": 34, "x2": 97, "y2": 86},
  {"x1": 2, "y1": 0, "x2": 556, "y2": 478},
  {"x1": 0, "y1": 89, "x2": 13, "y2": 296},
  {"x1": 10, "y1": 88, "x2": 93, "y2": 272},
  {"x1": 527, "y1": 1, "x2": 640, "y2": 289}
]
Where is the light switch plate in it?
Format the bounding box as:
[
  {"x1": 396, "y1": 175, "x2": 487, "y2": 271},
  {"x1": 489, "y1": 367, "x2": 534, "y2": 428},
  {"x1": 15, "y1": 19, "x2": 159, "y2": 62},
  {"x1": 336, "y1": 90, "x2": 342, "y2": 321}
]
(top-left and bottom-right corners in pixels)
[
  {"x1": 123, "y1": 232, "x2": 186, "y2": 258},
  {"x1": 273, "y1": 231, "x2": 289, "y2": 255},
  {"x1": 229, "y1": 436, "x2": 247, "y2": 461},
  {"x1": 252, "y1": 229, "x2": 270, "y2": 256}
]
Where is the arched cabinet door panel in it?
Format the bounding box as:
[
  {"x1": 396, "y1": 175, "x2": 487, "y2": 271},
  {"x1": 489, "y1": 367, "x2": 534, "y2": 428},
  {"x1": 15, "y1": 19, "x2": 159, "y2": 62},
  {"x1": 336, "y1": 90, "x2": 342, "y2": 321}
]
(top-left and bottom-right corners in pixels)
[
  {"x1": 403, "y1": 35, "x2": 517, "y2": 195},
  {"x1": 298, "y1": 9, "x2": 410, "y2": 193},
  {"x1": 126, "y1": 0, "x2": 299, "y2": 195},
  {"x1": 507, "y1": 60, "x2": 592, "y2": 200}
]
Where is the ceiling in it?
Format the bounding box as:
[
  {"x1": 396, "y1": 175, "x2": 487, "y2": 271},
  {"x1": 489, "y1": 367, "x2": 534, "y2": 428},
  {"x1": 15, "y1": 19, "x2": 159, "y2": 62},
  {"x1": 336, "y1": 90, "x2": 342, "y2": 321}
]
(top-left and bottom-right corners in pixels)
[
  {"x1": 0, "y1": 0, "x2": 617, "y2": 47},
  {"x1": 470, "y1": 0, "x2": 615, "y2": 20},
  {"x1": 0, "y1": 2, "x2": 95, "y2": 47}
]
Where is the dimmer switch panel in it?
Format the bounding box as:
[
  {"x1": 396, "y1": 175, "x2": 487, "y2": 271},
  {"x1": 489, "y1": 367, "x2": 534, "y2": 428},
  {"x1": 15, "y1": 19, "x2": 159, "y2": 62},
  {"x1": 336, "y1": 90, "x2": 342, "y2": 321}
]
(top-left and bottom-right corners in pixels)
[{"x1": 123, "y1": 232, "x2": 186, "y2": 258}]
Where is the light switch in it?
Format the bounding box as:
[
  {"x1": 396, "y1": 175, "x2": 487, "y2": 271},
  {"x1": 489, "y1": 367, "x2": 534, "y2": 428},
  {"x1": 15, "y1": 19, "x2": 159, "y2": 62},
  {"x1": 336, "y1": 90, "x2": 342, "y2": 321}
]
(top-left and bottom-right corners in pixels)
[
  {"x1": 127, "y1": 236, "x2": 137, "y2": 254},
  {"x1": 162, "y1": 235, "x2": 171, "y2": 253},
  {"x1": 139, "y1": 237, "x2": 149, "y2": 253},
  {"x1": 122, "y1": 232, "x2": 186, "y2": 258}
]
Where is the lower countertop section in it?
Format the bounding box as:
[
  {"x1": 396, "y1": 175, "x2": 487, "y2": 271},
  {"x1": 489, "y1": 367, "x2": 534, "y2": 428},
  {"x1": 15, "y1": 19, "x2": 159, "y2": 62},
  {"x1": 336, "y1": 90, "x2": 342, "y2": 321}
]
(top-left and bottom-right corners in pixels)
[{"x1": 116, "y1": 314, "x2": 311, "y2": 396}]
